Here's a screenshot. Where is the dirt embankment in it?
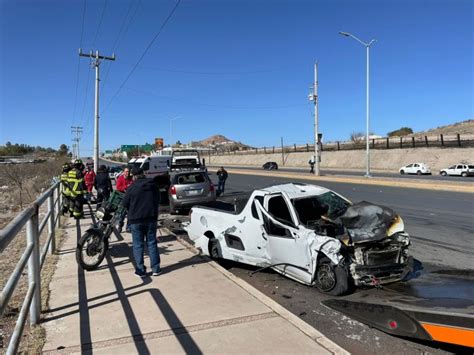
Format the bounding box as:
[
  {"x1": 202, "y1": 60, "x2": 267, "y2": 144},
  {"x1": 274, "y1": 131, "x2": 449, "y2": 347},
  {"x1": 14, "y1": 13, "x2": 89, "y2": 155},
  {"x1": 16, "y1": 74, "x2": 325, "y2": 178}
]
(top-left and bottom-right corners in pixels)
[
  {"x1": 207, "y1": 147, "x2": 474, "y2": 172},
  {"x1": 0, "y1": 159, "x2": 65, "y2": 352}
]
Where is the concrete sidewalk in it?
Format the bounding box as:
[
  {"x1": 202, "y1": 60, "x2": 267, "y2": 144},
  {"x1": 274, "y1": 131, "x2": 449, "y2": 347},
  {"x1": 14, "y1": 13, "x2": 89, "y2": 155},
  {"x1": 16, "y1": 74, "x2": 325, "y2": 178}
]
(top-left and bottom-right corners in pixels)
[{"x1": 42, "y1": 215, "x2": 348, "y2": 354}]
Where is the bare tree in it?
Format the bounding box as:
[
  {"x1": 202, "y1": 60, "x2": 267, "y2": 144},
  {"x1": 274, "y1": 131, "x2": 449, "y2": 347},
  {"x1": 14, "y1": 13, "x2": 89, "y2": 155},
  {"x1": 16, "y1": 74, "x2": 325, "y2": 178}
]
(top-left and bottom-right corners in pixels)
[{"x1": 350, "y1": 131, "x2": 365, "y2": 144}]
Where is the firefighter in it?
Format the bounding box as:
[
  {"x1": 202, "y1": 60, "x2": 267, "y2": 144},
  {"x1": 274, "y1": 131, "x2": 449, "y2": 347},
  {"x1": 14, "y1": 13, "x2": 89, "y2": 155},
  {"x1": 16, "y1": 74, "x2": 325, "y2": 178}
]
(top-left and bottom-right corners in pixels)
[
  {"x1": 60, "y1": 162, "x2": 72, "y2": 215},
  {"x1": 68, "y1": 159, "x2": 86, "y2": 219}
]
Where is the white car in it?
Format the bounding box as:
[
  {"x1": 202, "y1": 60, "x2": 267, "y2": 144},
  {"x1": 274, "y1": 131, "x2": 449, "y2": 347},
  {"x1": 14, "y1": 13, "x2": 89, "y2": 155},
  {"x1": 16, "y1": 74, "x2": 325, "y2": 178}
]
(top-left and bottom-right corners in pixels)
[
  {"x1": 399, "y1": 163, "x2": 431, "y2": 175},
  {"x1": 440, "y1": 164, "x2": 474, "y2": 177},
  {"x1": 184, "y1": 183, "x2": 413, "y2": 295}
]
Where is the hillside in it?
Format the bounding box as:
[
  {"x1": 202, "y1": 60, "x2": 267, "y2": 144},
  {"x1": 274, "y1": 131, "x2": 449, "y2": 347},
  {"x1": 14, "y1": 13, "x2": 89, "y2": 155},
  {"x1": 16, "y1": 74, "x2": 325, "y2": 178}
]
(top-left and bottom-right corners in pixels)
[
  {"x1": 191, "y1": 135, "x2": 251, "y2": 150},
  {"x1": 414, "y1": 119, "x2": 474, "y2": 136}
]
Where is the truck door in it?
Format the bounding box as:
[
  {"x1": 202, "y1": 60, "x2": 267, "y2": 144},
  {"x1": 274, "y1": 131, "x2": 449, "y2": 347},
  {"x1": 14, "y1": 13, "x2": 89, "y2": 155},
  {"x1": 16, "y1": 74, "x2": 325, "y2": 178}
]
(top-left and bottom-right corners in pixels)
[{"x1": 256, "y1": 195, "x2": 312, "y2": 284}]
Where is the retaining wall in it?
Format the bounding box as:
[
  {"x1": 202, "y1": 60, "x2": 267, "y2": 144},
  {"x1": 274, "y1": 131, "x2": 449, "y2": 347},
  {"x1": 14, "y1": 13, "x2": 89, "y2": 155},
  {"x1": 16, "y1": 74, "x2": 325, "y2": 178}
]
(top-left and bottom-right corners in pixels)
[{"x1": 206, "y1": 147, "x2": 474, "y2": 173}]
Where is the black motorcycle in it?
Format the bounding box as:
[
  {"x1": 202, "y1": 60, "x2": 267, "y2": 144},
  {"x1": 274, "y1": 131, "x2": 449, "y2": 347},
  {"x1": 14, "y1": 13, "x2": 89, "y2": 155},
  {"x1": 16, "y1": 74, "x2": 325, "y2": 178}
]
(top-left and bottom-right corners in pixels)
[{"x1": 75, "y1": 191, "x2": 124, "y2": 270}]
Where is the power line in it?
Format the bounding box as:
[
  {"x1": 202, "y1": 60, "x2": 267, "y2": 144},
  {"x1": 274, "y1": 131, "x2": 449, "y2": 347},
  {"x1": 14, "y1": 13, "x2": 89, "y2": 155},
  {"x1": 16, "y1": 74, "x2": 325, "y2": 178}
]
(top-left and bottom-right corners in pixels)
[
  {"x1": 122, "y1": 86, "x2": 307, "y2": 110},
  {"x1": 101, "y1": 0, "x2": 182, "y2": 114},
  {"x1": 113, "y1": 60, "x2": 288, "y2": 75},
  {"x1": 71, "y1": 0, "x2": 87, "y2": 127},
  {"x1": 79, "y1": 69, "x2": 93, "y2": 127},
  {"x1": 111, "y1": 0, "x2": 141, "y2": 53},
  {"x1": 101, "y1": 0, "x2": 142, "y2": 94},
  {"x1": 91, "y1": 0, "x2": 109, "y2": 48}
]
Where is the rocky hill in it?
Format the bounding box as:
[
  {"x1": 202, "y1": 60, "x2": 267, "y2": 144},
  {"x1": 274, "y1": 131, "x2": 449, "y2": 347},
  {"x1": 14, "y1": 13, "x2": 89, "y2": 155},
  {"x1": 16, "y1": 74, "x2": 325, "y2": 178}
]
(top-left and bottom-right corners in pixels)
[{"x1": 190, "y1": 135, "x2": 251, "y2": 151}]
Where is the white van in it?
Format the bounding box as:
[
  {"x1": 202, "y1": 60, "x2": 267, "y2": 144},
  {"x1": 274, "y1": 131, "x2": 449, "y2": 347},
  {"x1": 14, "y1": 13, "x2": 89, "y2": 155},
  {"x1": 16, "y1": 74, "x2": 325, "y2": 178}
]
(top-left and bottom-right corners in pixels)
[{"x1": 128, "y1": 156, "x2": 171, "y2": 178}]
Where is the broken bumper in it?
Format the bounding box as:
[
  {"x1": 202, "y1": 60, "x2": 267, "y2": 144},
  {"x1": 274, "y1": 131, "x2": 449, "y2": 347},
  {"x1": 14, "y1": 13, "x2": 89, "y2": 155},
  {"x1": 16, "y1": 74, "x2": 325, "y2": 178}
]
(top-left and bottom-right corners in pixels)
[{"x1": 353, "y1": 257, "x2": 414, "y2": 287}]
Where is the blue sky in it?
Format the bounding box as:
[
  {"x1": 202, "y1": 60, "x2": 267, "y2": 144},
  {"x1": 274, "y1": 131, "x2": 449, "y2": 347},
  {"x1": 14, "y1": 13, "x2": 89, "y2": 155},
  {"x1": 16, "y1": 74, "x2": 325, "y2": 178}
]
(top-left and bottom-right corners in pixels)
[{"x1": 1, "y1": 0, "x2": 472, "y2": 153}]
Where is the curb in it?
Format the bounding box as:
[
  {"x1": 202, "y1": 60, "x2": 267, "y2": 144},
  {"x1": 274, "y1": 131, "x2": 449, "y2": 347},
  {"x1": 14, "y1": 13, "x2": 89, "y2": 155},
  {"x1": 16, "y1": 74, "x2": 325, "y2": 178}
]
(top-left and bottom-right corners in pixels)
[
  {"x1": 213, "y1": 168, "x2": 474, "y2": 193},
  {"x1": 162, "y1": 228, "x2": 350, "y2": 355}
]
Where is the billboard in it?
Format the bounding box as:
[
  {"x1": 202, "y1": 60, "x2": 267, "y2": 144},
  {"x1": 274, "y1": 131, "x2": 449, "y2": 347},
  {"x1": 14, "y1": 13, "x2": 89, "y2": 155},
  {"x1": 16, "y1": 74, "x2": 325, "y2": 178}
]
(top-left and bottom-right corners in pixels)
[{"x1": 155, "y1": 138, "x2": 164, "y2": 150}]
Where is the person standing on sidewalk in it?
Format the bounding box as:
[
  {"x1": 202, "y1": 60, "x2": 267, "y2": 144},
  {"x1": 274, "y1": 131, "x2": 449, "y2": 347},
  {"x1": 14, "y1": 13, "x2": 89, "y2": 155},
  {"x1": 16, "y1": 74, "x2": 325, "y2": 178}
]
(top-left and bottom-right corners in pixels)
[
  {"x1": 84, "y1": 164, "x2": 96, "y2": 201},
  {"x1": 122, "y1": 167, "x2": 161, "y2": 277},
  {"x1": 216, "y1": 166, "x2": 228, "y2": 196},
  {"x1": 94, "y1": 165, "x2": 113, "y2": 209},
  {"x1": 116, "y1": 167, "x2": 133, "y2": 232},
  {"x1": 60, "y1": 162, "x2": 72, "y2": 215},
  {"x1": 68, "y1": 159, "x2": 86, "y2": 219},
  {"x1": 309, "y1": 157, "x2": 315, "y2": 174}
]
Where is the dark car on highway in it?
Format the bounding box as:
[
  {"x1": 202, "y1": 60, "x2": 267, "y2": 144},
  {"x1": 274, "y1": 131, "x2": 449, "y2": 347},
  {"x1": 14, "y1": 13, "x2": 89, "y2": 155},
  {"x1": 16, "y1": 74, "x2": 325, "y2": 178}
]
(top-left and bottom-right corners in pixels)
[{"x1": 262, "y1": 161, "x2": 278, "y2": 170}]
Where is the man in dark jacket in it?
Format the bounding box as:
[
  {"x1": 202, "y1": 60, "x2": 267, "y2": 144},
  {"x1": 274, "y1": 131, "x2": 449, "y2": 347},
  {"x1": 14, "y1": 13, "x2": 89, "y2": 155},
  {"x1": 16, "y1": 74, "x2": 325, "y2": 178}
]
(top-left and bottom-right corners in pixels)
[
  {"x1": 94, "y1": 165, "x2": 113, "y2": 209},
  {"x1": 216, "y1": 166, "x2": 228, "y2": 196},
  {"x1": 122, "y1": 168, "x2": 161, "y2": 277}
]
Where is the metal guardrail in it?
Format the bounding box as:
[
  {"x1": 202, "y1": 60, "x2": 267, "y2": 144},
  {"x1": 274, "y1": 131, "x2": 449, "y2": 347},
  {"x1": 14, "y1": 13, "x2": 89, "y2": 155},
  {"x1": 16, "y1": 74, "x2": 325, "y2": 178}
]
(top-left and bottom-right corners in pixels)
[{"x1": 0, "y1": 181, "x2": 61, "y2": 354}]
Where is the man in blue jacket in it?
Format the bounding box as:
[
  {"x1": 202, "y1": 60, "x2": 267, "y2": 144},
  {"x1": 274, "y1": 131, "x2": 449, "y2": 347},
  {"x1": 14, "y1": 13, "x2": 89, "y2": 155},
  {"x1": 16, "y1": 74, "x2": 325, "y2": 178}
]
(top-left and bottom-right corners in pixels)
[{"x1": 122, "y1": 167, "x2": 161, "y2": 277}]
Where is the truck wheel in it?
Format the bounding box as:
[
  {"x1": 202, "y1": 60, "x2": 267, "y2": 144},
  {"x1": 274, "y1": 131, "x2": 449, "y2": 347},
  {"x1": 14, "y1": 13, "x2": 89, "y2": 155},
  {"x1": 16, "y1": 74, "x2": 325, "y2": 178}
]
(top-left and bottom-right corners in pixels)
[
  {"x1": 416, "y1": 170, "x2": 422, "y2": 175},
  {"x1": 400, "y1": 170, "x2": 405, "y2": 175},
  {"x1": 208, "y1": 238, "x2": 221, "y2": 259},
  {"x1": 441, "y1": 171, "x2": 447, "y2": 176},
  {"x1": 314, "y1": 257, "x2": 349, "y2": 296},
  {"x1": 461, "y1": 172, "x2": 468, "y2": 177}
]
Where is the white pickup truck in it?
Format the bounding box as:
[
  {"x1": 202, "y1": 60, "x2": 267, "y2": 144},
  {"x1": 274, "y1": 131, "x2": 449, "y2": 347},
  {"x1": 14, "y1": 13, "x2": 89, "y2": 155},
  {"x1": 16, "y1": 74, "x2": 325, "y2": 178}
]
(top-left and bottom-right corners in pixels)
[{"x1": 184, "y1": 183, "x2": 414, "y2": 295}]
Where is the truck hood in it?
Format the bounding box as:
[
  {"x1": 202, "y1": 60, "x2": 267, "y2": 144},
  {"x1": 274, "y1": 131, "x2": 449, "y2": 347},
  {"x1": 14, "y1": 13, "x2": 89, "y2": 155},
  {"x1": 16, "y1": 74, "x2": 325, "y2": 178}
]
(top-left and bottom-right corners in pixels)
[{"x1": 339, "y1": 201, "x2": 404, "y2": 244}]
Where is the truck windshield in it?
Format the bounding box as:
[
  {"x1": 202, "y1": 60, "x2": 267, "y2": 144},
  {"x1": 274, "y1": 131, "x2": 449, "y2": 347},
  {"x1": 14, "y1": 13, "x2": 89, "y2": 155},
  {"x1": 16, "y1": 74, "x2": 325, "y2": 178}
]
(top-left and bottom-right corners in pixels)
[{"x1": 292, "y1": 192, "x2": 350, "y2": 226}]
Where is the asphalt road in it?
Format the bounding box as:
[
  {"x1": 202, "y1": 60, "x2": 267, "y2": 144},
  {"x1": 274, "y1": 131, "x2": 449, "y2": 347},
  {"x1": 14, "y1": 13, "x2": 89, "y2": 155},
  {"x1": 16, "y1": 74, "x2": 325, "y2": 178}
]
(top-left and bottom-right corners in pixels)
[
  {"x1": 218, "y1": 165, "x2": 474, "y2": 183},
  {"x1": 163, "y1": 171, "x2": 473, "y2": 354}
]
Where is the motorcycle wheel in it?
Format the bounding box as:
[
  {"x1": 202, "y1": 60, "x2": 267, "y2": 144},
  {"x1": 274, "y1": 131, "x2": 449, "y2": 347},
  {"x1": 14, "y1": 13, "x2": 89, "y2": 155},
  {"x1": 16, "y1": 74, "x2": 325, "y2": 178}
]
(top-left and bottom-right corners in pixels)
[{"x1": 76, "y1": 229, "x2": 108, "y2": 271}]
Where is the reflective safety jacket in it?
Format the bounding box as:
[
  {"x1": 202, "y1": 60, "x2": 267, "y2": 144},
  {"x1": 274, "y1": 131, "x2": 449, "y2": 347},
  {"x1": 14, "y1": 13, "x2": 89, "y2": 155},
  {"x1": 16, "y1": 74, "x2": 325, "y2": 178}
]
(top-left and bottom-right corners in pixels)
[
  {"x1": 60, "y1": 172, "x2": 71, "y2": 196},
  {"x1": 68, "y1": 169, "x2": 86, "y2": 197}
]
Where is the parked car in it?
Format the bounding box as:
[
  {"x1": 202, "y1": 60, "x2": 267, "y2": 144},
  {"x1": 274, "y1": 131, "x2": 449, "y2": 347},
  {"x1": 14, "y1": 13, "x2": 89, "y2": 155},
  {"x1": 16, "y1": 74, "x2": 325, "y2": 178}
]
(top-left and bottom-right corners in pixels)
[
  {"x1": 262, "y1": 161, "x2": 278, "y2": 170},
  {"x1": 184, "y1": 183, "x2": 414, "y2": 296},
  {"x1": 399, "y1": 163, "x2": 431, "y2": 175},
  {"x1": 439, "y1": 164, "x2": 474, "y2": 177},
  {"x1": 168, "y1": 171, "x2": 216, "y2": 214}
]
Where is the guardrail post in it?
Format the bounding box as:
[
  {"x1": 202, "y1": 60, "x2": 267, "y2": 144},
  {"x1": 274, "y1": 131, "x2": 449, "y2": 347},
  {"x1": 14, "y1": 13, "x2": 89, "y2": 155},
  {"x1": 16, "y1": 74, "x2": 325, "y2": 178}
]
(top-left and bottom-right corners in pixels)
[
  {"x1": 48, "y1": 193, "x2": 55, "y2": 254},
  {"x1": 425, "y1": 135, "x2": 428, "y2": 147},
  {"x1": 440, "y1": 134, "x2": 444, "y2": 146},
  {"x1": 293, "y1": 144, "x2": 296, "y2": 152},
  {"x1": 372, "y1": 139, "x2": 375, "y2": 149},
  {"x1": 399, "y1": 136, "x2": 403, "y2": 149},
  {"x1": 27, "y1": 210, "x2": 41, "y2": 325},
  {"x1": 457, "y1": 133, "x2": 461, "y2": 147},
  {"x1": 337, "y1": 142, "x2": 340, "y2": 151},
  {"x1": 386, "y1": 137, "x2": 389, "y2": 149},
  {"x1": 56, "y1": 186, "x2": 61, "y2": 227},
  {"x1": 412, "y1": 136, "x2": 415, "y2": 148},
  {"x1": 272, "y1": 146, "x2": 275, "y2": 153},
  {"x1": 264, "y1": 147, "x2": 266, "y2": 154}
]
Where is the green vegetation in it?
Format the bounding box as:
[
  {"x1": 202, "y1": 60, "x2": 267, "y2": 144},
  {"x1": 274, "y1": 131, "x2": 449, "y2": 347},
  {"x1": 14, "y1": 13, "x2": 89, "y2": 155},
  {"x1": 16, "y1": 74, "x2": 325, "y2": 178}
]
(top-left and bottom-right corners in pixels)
[
  {"x1": 387, "y1": 127, "x2": 413, "y2": 137},
  {"x1": 0, "y1": 142, "x2": 69, "y2": 156}
]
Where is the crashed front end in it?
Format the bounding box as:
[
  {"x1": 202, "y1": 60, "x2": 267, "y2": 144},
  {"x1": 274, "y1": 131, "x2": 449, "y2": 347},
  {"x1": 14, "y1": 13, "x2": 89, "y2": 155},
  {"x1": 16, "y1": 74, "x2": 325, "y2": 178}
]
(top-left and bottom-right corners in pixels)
[{"x1": 339, "y1": 202, "x2": 413, "y2": 287}]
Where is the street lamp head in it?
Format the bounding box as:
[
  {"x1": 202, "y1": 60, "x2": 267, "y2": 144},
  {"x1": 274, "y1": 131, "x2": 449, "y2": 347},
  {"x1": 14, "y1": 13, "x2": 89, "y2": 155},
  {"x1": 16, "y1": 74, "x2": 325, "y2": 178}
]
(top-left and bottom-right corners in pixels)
[{"x1": 339, "y1": 31, "x2": 350, "y2": 37}]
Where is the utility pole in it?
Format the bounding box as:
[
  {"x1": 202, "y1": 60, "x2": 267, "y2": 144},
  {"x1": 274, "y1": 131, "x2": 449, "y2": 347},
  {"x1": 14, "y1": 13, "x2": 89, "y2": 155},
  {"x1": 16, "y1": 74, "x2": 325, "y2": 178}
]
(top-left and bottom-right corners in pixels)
[
  {"x1": 79, "y1": 49, "x2": 116, "y2": 172},
  {"x1": 309, "y1": 62, "x2": 320, "y2": 176},
  {"x1": 280, "y1": 137, "x2": 284, "y2": 166},
  {"x1": 71, "y1": 126, "x2": 83, "y2": 160}
]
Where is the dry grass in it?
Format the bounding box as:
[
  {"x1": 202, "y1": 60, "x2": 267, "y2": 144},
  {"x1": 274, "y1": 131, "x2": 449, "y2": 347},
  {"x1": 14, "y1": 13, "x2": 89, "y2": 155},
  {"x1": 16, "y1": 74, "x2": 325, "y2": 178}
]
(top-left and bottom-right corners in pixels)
[
  {"x1": 414, "y1": 119, "x2": 474, "y2": 136},
  {"x1": 0, "y1": 158, "x2": 67, "y2": 353}
]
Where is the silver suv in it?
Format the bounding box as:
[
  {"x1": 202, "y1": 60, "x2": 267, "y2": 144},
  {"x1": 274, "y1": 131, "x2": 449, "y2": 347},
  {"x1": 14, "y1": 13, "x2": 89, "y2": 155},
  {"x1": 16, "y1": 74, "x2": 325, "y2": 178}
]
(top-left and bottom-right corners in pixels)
[{"x1": 168, "y1": 171, "x2": 216, "y2": 214}]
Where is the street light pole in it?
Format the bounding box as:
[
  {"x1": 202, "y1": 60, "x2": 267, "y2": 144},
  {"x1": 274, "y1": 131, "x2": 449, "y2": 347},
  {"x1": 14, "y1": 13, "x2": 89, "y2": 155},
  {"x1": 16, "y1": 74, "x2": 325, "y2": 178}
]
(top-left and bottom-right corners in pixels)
[
  {"x1": 339, "y1": 31, "x2": 376, "y2": 177},
  {"x1": 169, "y1": 116, "x2": 182, "y2": 147}
]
